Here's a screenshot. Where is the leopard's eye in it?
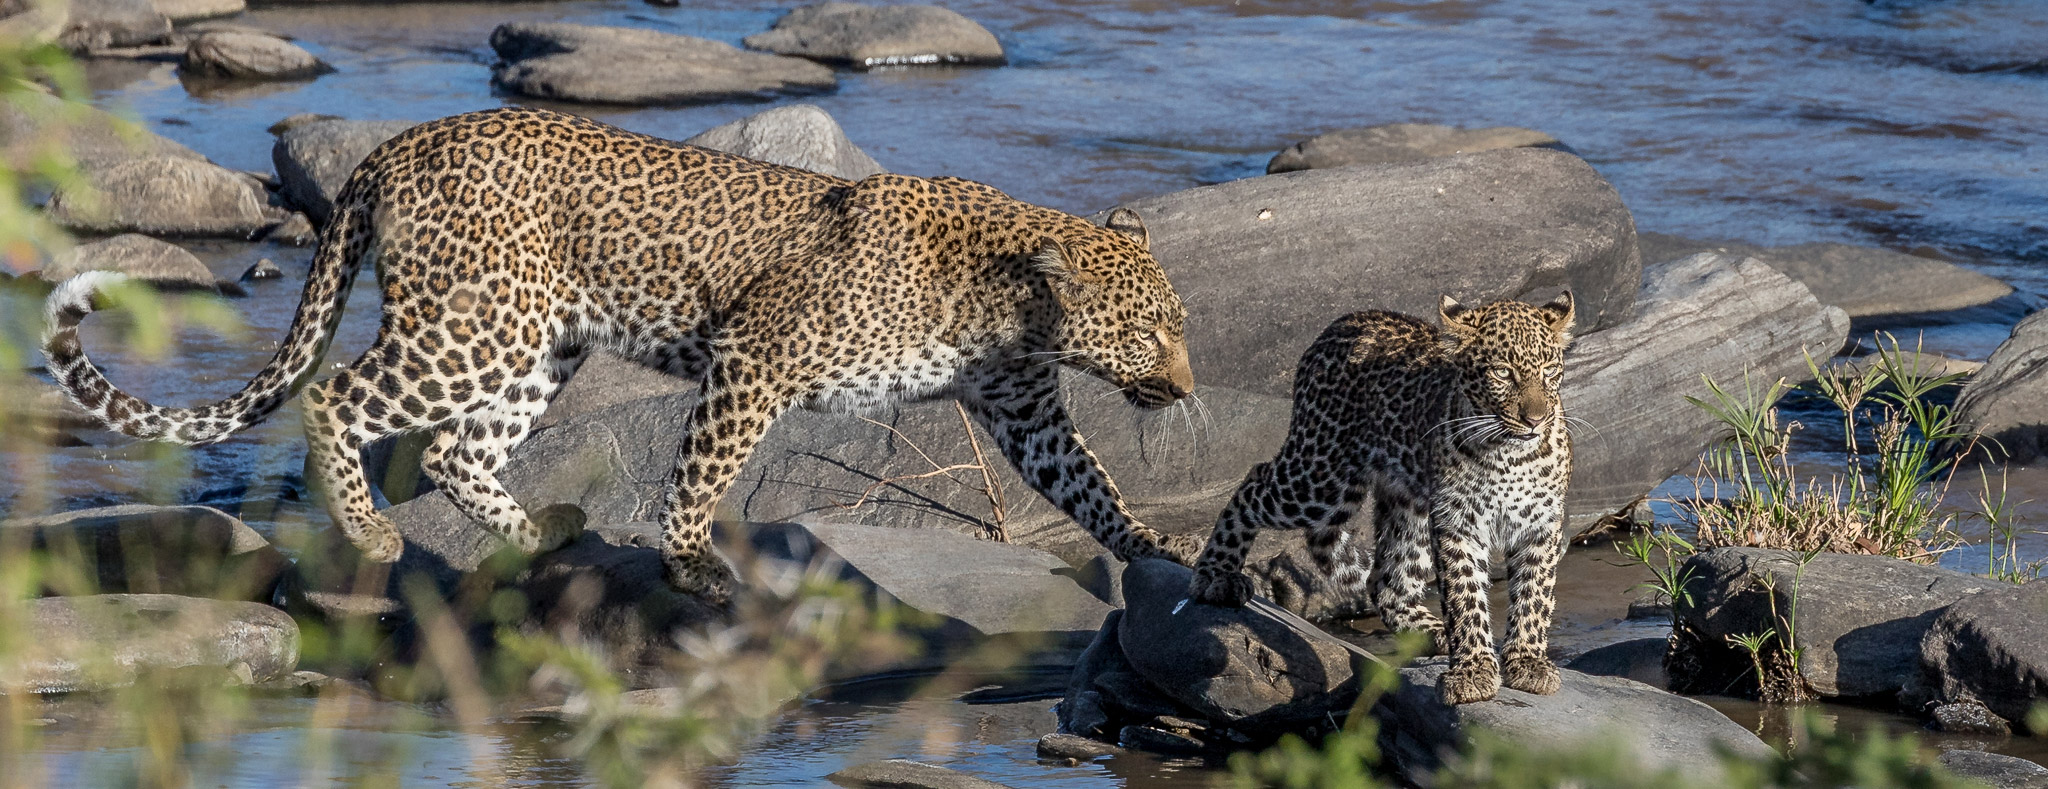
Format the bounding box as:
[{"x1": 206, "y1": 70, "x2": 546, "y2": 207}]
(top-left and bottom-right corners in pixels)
[
  {"x1": 1545, "y1": 365, "x2": 1563, "y2": 379},
  {"x1": 1488, "y1": 367, "x2": 1512, "y2": 381}
]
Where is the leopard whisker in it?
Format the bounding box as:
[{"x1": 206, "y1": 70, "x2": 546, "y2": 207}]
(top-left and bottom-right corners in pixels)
[{"x1": 1187, "y1": 390, "x2": 1215, "y2": 436}]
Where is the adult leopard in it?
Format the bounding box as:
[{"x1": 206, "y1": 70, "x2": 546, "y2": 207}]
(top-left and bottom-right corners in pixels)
[{"x1": 42, "y1": 107, "x2": 1203, "y2": 602}]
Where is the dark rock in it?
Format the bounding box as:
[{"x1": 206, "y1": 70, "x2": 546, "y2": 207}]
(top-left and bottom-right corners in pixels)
[
  {"x1": 1036, "y1": 732, "x2": 1119, "y2": 760},
  {"x1": 1117, "y1": 725, "x2": 1205, "y2": 756},
  {"x1": 7, "y1": 594, "x2": 298, "y2": 693},
  {"x1": 240, "y1": 257, "x2": 281, "y2": 281},
  {"x1": 1267, "y1": 123, "x2": 1569, "y2": 173},
  {"x1": 263, "y1": 211, "x2": 317, "y2": 246},
  {"x1": 1069, "y1": 553, "x2": 1124, "y2": 608},
  {"x1": 826, "y1": 759, "x2": 1017, "y2": 789},
  {"x1": 271, "y1": 118, "x2": 416, "y2": 224},
  {"x1": 182, "y1": 30, "x2": 331, "y2": 80},
  {"x1": 1058, "y1": 610, "x2": 1123, "y2": 736},
  {"x1": 744, "y1": 3, "x2": 1005, "y2": 68},
  {"x1": 1099, "y1": 148, "x2": 1641, "y2": 399},
  {"x1": 1676, "y1": 548, "x2": 1995, "y2": 699},
  {"x1": 1118, "y1": 558, "x2": 1375, "y2": 727},
  {"x1": 1929, "y1": 701, "x2": 2012, "y2": 736},
  {"x1": 1935, "y1": 750, "x2": 2048, "y2": 789},
  {"x1": 1562, "y1": 253, "x2": 1848, "y2": 533},
  {"x1": 1375, "y1": 657, "x2": 1773, "y2": 787},
  {"x1": 1956, "y1": 311, "x2": 2048, "y2": 464},
  {"x1": 489, "y1": 22, "x2": 835, "y2": 106},
  {"x1": 1915, "y1": 578, "x2": 2048, "y2": 727},
  {"x1": 1, "y1": 505, "x2": 290, "y2": 602},
  {"x1": 40, "y1": 234, "x2": 219, "y2": 289},
  {"x1": 684, "y1": 104, "x2": 884, "y2": 180},
  {"x1": 45, "y1": 156, "x2": 281, "y2": 238},
  {"x1": 1636, "y1": 233, "x2": 2014, "y2": 318}
]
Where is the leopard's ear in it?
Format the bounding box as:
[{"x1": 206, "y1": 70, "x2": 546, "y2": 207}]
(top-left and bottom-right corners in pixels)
[
  {"x1": 1102, "y1": 207, "x2": 1149, "y2": 250},
  {"x1": 1539, "y1": 290, "x2": 1575, "y2": 341},
  {"x1": 1439, "y1": 294, "x2": 1478, "y2": 336},
  {"x1": 1034, "y1": 239, "x2": 1095, "y2": 305}
]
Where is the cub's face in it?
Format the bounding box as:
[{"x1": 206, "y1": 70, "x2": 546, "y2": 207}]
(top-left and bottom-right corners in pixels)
[
  {"x1": 1037, "y1": 208, "x2": 1193, "y2": 410},
  {"x1": 1439, "y1": 292, "x2": 1575, "y2": 439}
]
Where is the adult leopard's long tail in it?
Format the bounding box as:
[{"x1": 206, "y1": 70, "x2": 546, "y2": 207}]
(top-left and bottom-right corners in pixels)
[{"x1": 40, "y1": 189, "x2": 376, "y2": 445}]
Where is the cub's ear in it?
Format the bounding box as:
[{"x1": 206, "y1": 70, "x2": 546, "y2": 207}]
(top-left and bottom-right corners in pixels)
[
  {"x1": 1540, "y1": 290, "x2": 1575, "y2": 340},
  {"x1": 1439, "y1": 294, "x2": 1478, "y2": 334},
  {"x1": 1033, "y1": 239, "x2": 1095, "y2": 305},
  {"x1": 1103, "y1": 207, "x2": 1149, "y2": 249}
]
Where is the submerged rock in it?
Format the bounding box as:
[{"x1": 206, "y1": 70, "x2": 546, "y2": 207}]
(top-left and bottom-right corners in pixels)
[
  {"x1": 827, "y1": 760, "x2": 1017, "y2": 789},
  {"x1": 45, "y1": 155, "x2": 281, "y2": 238},
  {"x1": 6, "y1": 594, "x2": 299, "y2": 693},
  {"x1": 1267, "y1": 123, "x2": 1569, "y2": 173},
  {"x1": 40, "y1": 234, "x2": 223, "y2": 290},
  {"x1": 1956, "y1": 311, "x2": 2048, "y2": 463},
  {"x1": 684, "y1": 104, "x2": 884, "y2": 180},
  {"x1": 1, "y1": 505, "x2": 290, "y2": 602},
  {"x1": 489, "y1": 22, "x2": 835, "y2": 106},
  {"x1": 182, "y1": 30, "x2": 331, "y2": 81},
  {"x1": 1914, "y1": 578, "x2": 2048, "y2": 729},
  {"x1": 270, "y1": 117, "x2": 415, "y2": 224},
  {"x1": 744, "y1": 3, "x2": 1005, "y2": 68},
  {"x1": 1637, "y1": 234, "x2": 2014, "y2": 319}
]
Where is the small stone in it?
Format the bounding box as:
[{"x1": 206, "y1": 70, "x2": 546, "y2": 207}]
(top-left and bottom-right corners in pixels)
[
  {"x1": 1117, "y1": 724, "x2": 1205, "y2": 756},
  {"x1": 1151, "y1": 714, "x2": 1209, "y2": 733},
  {"x1": 264, "y1": 212, "x2": 317, "y2": 246},
  {"x1": 683, "y1": 104, "x2": 884, "y2": 180},
  {"x1": 1035, "y1": 733, "x2": 1119, "y2": 761},
  {"x1": 241, "y1": 258, "x2": 282, "y2": 281},
  {"x1": 1930, "y1": 701, "x2": 2011, "y2": 736}
]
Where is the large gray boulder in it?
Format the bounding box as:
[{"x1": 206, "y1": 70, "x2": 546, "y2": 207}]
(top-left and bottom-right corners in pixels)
[
  {"x1": 1956, "y1": 311, "x2": 2048, "y2": 463},
  {"x1": 744, "y1": 3, "x2": 1005, "y2": 68},
  {"x1": 182, "y1": 30, "x2": 331, "y2": 81},
  {"x1": 44, "y1": 155, "x2": 281, "y2": 238},
  {"x1": 1375, "y1": 657, "x2": 1774, "y2": 787},
  {"x1": 1560, "y1": 253, "x2": 1849, "y2": 532},
  {"x1": 1914, "y1": 579, "x2": 2048, "y2": 729},
  {"x1": 1675, "y1": 548, "x2": 1996, "y2": 699},
  {"x1": 1099, "y1": 148, "x2": 1641, "y2": 398},
  {"x1": 1637, "y1": 233, "x2": 2014, "y2": 318},
  {"x1": 1935, "y1": 750, "x2": 2048, "y2": 789},
  {"x1": 54, "y1": 0, "x2": 169, "y2": 52},
  {"x1": 1267, "y1": 123, "x2": 1569, "y2": 174},
  {"x1": 0, "y1": 91, "x2": 203, "y2": 171},
  {"x1": 683, "y1": 104, "x2": 884, "y2": 180},
  {"x1": 6, "y1": 594, "x2": 299, "y2": 693},
  {"x1": 490, "y1": 22, "x2": 836, "y2": 106},
  {"x1": 40, "y1": 234, "x2": 221, "y2": 289},
  {"x1": 271, "y1": 117, "x2": 415, "y2": 224},
  {"x1": 1, "y1": 505, "x2": 290, "y2": 602}
]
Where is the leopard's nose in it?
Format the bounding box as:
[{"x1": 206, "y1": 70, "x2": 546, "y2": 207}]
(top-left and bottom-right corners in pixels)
[{"x1": 1167, "y1": 380, "x2": 1192, "y2": 399}]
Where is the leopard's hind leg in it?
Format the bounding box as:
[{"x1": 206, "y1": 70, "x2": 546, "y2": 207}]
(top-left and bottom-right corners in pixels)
[
  {"x1": 418, "y1": 344, "x2": 590, "y2": 554},
  {"x1": 301, "y1": 345, "x2": 444, "y2": 562},
  {"x1": 1370, "y1": 488, "x2": 1445, "y2": 647}
]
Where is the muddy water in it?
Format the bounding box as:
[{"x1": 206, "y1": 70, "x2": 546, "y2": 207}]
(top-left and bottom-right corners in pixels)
[{"x1": 8, "y1": 0, "x2": 2048, "y2": 782}]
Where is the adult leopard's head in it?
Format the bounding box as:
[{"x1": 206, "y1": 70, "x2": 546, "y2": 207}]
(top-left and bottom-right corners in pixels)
[
  {"x1": 1439, "y1": 292, "x2": 1575, "y2": 439},
  {"x1": 1035, "y1": 208, "x2": 1193, "y2": 410}
]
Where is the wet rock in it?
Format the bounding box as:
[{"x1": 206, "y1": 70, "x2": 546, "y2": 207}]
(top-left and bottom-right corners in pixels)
[
  {"x1": 1935, "y1": 750, "x2": 2048, "y2": 789},
  {"x1": 1675, "y1": 547, "x2": 1995, "y2": 699},
  {"x1": 1914, "y1": 578, "x2": 2048, "y2": 728},
  {"x1": 1058, "y1": 610, "x2": 1123, "y2": 736},
  {"x1": 1374, "y1": 657, "x2": 1773, "y2": 786},
  {"x1": 827, "y1": 760, "x2": 1017, "y2": 789},
  {"x1": 6, "y1": 594, "x2": 299, "y2": 693},
  {"x1": 489, "y1": 22, "x2": 835, "y2": 106},
  {"x1": 182, "y1": 30, "x2": 331, "y2": 80},
  {"x1": 1097, "y1": 148, "x2": 1641, "y2": 399},
  {"x1": 1118, "y1": 558, "x2": 1375, "y2": 727},
  {"x1": 1267, "y1": 123, "x2": 1569, "y2": 173},
  {"x1": 240, "y1": 257, "x2": 281, "y2": 281},
  {"x1": 1118, "y1": 724, "x2": 1205, "y2": 756},
  {"x1": 744, "y1": 3, "x2": 1005, "y2": 68},
  {"x1": 271, "y1": 117, "x2": 415, "y2": 224},
  {"x1": 684, "y1": 104, "x2": 884, "y2": 180},
  {"x1": 0, "y1": 505, "x2": 291, "y2": 602},
  {"x1": 54, "y1": 0, "x2": 170, "y2": 52},
  {"x1": 1036, "y1": 732, "x2": 1119, "y2": 760},
  {"x1": 40, "y1": 234, "x2": 220, "y2": 290},
  {"x1": 45, "y1": 155, "x2": 281, "y2": 238},
  {"x1": 149, "y1": 0, "x2": 243, "y2": 23},
  {"x1": 1929, "y1": 701, "x2": 2012, "y2": 736},
  {"x1": 1562, "y1": 253, "x2": 1848, "y2": 533},
  {"x1": 1956, "y1": 311, "x2": 2048, "y2": 464},
  {"x1": 1636, "y1": 234, "x2": 2014, "y2": 318},
  {"x1": 0, "y1": 91, "x2": 203, "y2": 169},
  {"x1": 263, "y1": 211, "x2": 317, "y2": 246}
]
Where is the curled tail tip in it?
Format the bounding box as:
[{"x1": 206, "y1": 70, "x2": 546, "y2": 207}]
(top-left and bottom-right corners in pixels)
[{"x1": 43, "y1": 271, "x2": 131, "y2": 337}]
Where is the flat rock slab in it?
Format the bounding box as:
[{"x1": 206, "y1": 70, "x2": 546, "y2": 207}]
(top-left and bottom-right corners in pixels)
[
  {"x1": 1118, "y1": 558, "x2": 1376, "y2": 727},
  {"x1": 1561, "y1": 252, "x2": 1847, "y2": 532},
  {"x1": 1678, "y1": 548, "x2": 1996, "y2": 699},
  {"x1": 45, "y1": 155, "x2": 281, "y2": 238},
  {"x1": 40, "y1": 233, "x2": 221, "y2": 290},
  {"x1": 183, "y1": 30, "x2": 331, "y2": 80},
  {"x1": 1916, "y1": 578, "x2": 2048, "y2": 727},
  {"x1": 5, "y1": 594, "x2": 299, "y2": 693},
  {"x1": 684, "y1": 104, "x2": 884, "y2": 180},
  {"x1": 827, "y1": 759, "x2": 1017, "y2": 789},
  {"x1": 1957, "y1": 310, "x2": 2048, "y2": 463},
  {"x1": 745, "y1": 3, "x2": 1005, "y2": 68},
  {"x1": 1637, "y1": 233, "x2": 2013, "y2": 318},
  {"x1": 1375, "y1": 658, "x2": 1773, "y2": 787},
  {"x1": 2, "y1": 505, "x2": 290, "y2": 602},
  {"x1": 1099, "y1": 147, "x2": 1641, "y2": 399},
  {"x1": 270, "y1": 117, "x2": 416, "y2": 224},
  {"x1": 1267, "y1": 123, "x2": 1568, "y2": 173},
  {"x1": 1936, "y1": 750, "x2": 2048, "y2": 789},
  {"x1": 490, "y1": 22, "x2": 835, "y2": 106}
]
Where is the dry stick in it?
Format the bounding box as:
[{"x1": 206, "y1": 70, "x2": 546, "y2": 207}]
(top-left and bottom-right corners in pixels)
[{"x1": 831, "y1": 406, "x2": 1009, "y2": 540}]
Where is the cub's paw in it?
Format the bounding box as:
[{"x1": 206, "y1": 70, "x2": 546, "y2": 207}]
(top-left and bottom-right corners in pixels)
[
  {"x1": 527, "y1": 503, "x2": 588, "y2": 553},
  {"x1": 1438, "y1": 657, "x2": 1502, "y2": 705},
  {"x1": 664, "y1": 553, "x2": 739, "y2": 606},
  {"x1": 1158, "y1": 533, "x2": 1208, "y2": 566},
  {"x1": 1188, "y1": 569, "x2": 1252, "y2": 608},
  {"x1": 1502, "y1": 655, "x2": 1562, "y2": 696},
  {"x1": 349, "y1": 514, "x2": 404, "y2": 563}
]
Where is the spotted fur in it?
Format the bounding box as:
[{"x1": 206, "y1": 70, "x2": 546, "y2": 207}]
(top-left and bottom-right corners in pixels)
[
  {"x1": 1186, "y1": 293, "x2": 1576, "y2": 704},
  {"x1": 42, "y1": 107, "x2": 1206, "y2": 601}
]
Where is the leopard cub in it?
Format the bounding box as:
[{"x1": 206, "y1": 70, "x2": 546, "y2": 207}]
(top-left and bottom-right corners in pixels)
[{"x1": 1187, "y1": 293, "x2": 1575, "y2": 705}]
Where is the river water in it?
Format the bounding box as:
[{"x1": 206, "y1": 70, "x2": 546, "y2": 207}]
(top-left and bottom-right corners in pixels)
[{"x1": 9, "y1": 0, "x2": 2048, "y2": 784}]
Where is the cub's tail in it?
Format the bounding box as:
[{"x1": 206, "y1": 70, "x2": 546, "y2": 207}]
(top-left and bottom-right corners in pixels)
[{"x1": 41, "y1": 190, "x2": 376, "y2": 445}]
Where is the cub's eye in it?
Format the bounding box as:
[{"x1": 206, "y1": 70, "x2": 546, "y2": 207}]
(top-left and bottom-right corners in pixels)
[
  {"x1": 1488, "y1": 367, "x2": 1512, "y2": 381},
  {"x1": 1144, "y1": 329, "x2": 1165, "y2": 348},
  {"x1": 1545, "y1": 365, "x2": 1563, "y2": 379}
]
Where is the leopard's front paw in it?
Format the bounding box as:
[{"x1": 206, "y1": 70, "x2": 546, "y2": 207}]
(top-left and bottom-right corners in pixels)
[
  {"x1": 1188, "y1": 569, "x2": 1252, "y2": 608},
  {"x1": 526, "y1": 503, "x2": 587, "y2": 554},
  {"x1": 664, "y1": 552, "x2": 738, "y2": 605},
  {"x1": 1438, "y1": 656, "x2": 1501, "y2": 705},
  {"x1": 1502, "y1": 655, "x2": 1561, "y2": 695},
  {"x1": 1158, "y1": 533, "x2": 1208, "y2": 566}
]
